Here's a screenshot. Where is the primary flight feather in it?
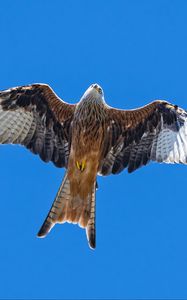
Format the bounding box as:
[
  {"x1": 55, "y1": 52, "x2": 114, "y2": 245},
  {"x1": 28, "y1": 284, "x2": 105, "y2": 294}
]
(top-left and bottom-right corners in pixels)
[{"x1": 0, "y1": 83, "x2": 187, "y2": 249}]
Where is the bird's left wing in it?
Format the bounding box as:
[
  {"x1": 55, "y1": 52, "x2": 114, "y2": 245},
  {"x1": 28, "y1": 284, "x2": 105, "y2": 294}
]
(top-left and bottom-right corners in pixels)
[
  {"x1": 0, "y1": 84, "x2": 76, "y2": 167},
  {"x1": 99, "y1": 100, "x2": 187, "y2": 175}
]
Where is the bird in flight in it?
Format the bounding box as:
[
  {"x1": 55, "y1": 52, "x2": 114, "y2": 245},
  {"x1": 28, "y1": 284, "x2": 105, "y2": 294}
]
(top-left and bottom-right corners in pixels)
[{"x1": 0, "y1": 83, "x2": 187, "y2": 249}]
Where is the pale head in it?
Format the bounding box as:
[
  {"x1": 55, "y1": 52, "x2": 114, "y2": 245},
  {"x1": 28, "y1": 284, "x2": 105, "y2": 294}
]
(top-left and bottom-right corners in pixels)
[{"x1": 81, "y1": 83, "x2": 105, "y2": 103}]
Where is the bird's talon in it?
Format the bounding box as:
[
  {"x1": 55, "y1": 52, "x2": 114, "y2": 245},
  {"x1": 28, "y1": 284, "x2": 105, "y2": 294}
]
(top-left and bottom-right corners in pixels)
[
  {"x1": 81, "y1": 160, "x2": 86, "y2": 171},
  {"x1": 76, "y1": 160, "x2": 86, "y2": 172},
  {"x1": 76, "y1": 161, "x2": 80, "y2": 170}
]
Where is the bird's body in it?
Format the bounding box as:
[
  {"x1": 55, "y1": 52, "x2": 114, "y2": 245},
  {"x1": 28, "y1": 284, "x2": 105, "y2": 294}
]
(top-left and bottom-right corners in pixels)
[
  {"x1": 0, "y1": 82, "x2": 187, "y2": 249},
  {"x1": 38, "y1": 85, "x2": 109, "y2": 248}
]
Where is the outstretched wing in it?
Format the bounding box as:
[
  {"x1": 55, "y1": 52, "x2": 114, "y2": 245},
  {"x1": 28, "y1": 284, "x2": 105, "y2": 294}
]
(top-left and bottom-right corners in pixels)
[
  {"x1": 99, "y1": 100, "x2": 187, "y2": 175},
  {"x1": 0, "y1": 84, "x2": 76, "y2": 167}
]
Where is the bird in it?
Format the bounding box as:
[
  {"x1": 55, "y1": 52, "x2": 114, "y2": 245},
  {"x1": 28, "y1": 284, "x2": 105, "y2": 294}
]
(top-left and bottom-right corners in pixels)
[{"x1": 0, "y1": 82, "x2": 187, "y2": 249}]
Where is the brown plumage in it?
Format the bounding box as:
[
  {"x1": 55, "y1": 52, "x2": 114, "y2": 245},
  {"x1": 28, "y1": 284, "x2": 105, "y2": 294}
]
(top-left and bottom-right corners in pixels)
[{"x1": 0, "y1": 82, "x2": 187, "y2": 249}]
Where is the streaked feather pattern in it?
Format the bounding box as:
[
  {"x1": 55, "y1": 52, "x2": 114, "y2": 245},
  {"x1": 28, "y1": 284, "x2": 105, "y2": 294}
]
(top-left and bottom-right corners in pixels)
[
  {"x1": 99, "y1": 101, "x2": 187, "y2": 174},
  {"x1": 0, "y1": 84, "x2": 75, "y2": 167}
]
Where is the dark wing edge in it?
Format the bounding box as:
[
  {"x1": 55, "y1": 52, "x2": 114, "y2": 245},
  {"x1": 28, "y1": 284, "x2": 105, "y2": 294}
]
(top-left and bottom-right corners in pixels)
[
  {"x1": 99, "y1": 101, "x2": 187, "y2": 175},
  {"x1": 0, "y1": 83, "x2": 76, "y2": 168}
]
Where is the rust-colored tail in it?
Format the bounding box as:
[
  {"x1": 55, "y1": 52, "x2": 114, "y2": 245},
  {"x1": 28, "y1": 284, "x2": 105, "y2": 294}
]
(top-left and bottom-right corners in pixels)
[
  {"x1": 37, "y1": 172, "x2": 96, "y2": 249},
  {"x1": 86, "y1": 187, "x2": 96, "y2": 249}
]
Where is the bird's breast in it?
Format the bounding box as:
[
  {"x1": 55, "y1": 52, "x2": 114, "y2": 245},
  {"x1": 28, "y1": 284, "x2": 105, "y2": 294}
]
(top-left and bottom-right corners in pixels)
[
  {"x1": 67, "y1": 102, "x2": 108, "y2": 196},
  {"x1": 71, "y1": 101, "x2": 107, "y2": 156}
]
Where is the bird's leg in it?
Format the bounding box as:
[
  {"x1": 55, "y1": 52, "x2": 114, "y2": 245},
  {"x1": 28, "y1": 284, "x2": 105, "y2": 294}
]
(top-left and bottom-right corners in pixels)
[{"x1": 76, "y1": 160, "x2": 86, "y2": 172}]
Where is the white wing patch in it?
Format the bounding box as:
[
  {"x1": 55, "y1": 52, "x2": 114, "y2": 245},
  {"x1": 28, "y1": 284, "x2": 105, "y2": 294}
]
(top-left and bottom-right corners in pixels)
[
  {"x1": 0, "y1": 104, "x2": 34, "y2": 145},
  {"x1": 151, "y1": 115, "x2": 187, "y2": 164}
]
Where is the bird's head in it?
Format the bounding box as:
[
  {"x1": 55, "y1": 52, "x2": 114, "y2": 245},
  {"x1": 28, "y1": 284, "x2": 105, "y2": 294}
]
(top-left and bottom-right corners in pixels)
[{"x1": 81, "y1": 83, "x2": 105, "y2": 103}]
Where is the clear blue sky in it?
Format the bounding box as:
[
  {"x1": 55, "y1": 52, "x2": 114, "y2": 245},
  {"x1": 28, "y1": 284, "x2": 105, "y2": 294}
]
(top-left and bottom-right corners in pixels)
[{"x1": 0, "y1": 0, "x2": 187, "y2": 299}]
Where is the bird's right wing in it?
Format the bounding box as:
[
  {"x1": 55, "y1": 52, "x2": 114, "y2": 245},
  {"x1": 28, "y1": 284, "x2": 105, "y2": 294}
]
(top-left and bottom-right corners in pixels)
[
  {"x1": 99, "y1": 100, "x2": 187, "y2": 175},
  {"x1": 0, "y1": 84, "x2": 76, "y2": 167}
]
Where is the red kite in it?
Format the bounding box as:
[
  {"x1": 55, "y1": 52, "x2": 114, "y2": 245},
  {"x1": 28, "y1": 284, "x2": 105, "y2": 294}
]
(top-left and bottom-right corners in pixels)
[{"x1": 0, "y1": 83, "x2": 186, "y2": 249}]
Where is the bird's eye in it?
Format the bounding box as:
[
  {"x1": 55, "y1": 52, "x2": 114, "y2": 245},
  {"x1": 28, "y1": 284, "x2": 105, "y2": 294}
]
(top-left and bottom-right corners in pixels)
[{"x1": 98, "y1": 88, "x2": 102, "y2": 94}]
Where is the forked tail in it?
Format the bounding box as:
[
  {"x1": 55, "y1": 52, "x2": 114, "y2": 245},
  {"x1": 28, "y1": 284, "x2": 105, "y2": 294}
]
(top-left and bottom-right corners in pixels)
[{"x1": 37, "y1": 172, "x2": 96, "y2": 249}]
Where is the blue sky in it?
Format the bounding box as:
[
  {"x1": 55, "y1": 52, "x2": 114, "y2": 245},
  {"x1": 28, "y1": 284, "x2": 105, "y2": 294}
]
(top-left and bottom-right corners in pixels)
[{"x1": 0, "y1": 0, "x2": 187, "y2": 299}]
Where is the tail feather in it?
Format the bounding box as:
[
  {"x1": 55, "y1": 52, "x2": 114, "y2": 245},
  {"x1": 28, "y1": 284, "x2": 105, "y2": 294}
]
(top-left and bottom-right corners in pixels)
[
  {"x1": 37, "y1": 173, "x2": 71, "y2": 237},
  {"x1": 86, "y1": 186, "x2": 96, "y2": 249},
  {"x1": 37, "y1": 172, "x2": 96, "y2": 249}
]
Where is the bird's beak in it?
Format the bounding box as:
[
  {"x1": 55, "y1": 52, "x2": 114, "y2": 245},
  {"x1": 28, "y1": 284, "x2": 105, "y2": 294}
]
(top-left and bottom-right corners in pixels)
[
  {"x1": 94, "y1": 86, "x2": 100, "y2": 93},
  {"x1": 93, "y1": 84, "x2": 100, "y2": 93}
]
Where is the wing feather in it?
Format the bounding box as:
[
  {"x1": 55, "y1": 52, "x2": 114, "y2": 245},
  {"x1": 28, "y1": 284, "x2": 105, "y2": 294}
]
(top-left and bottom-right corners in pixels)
[
  {"x1": 0, "y1": 84, "x2": 76, "y2": 167},
  {"x1": 99, "y1": 101, "x2": 187, "y2": 175}
]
